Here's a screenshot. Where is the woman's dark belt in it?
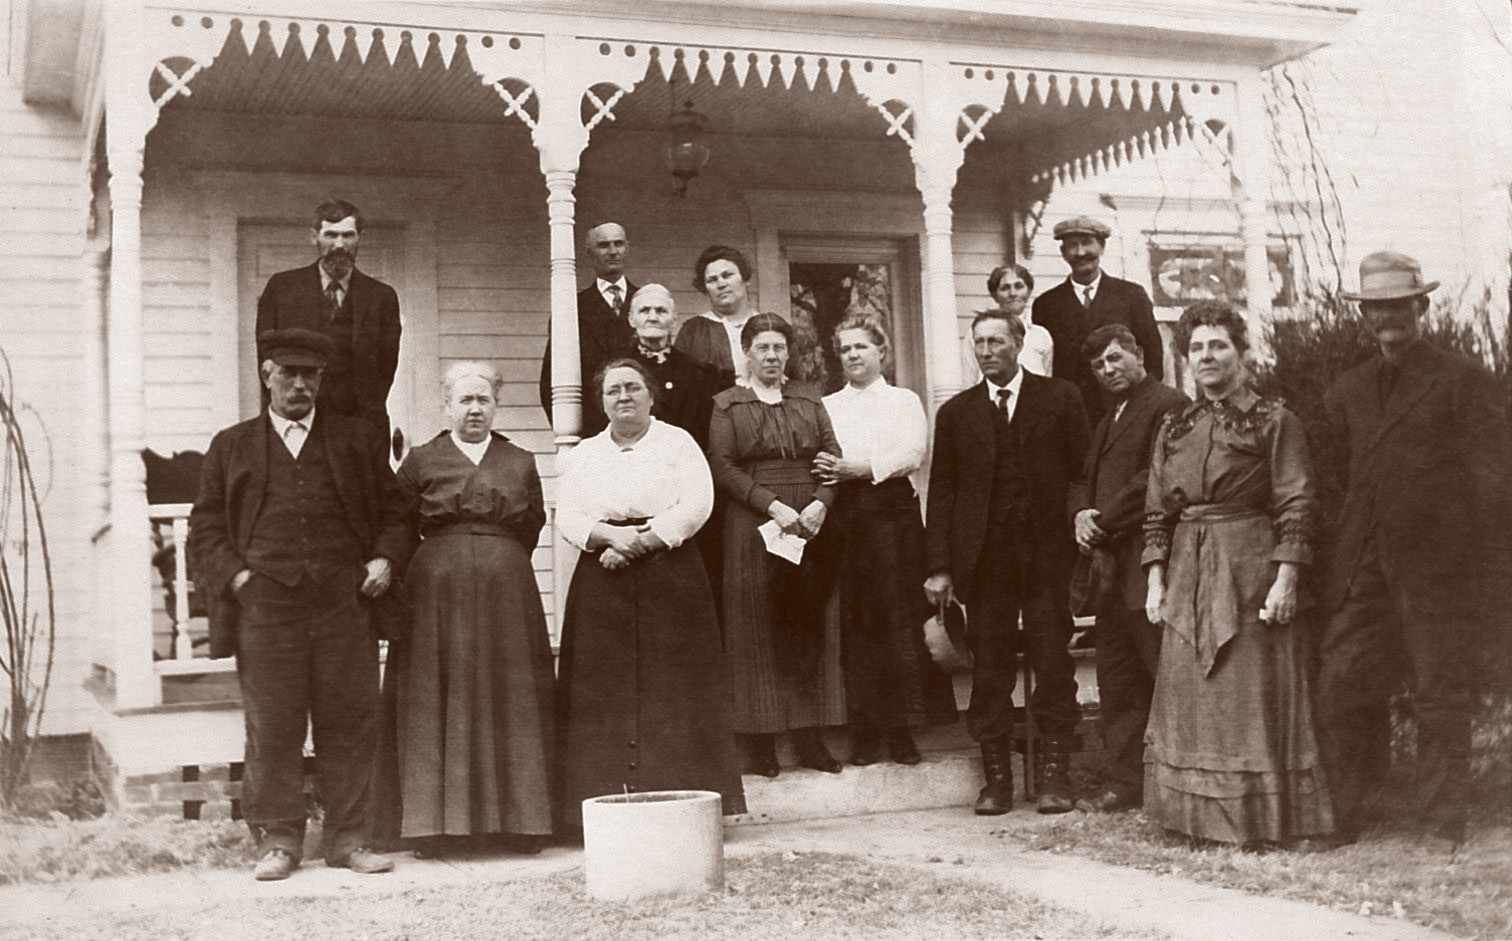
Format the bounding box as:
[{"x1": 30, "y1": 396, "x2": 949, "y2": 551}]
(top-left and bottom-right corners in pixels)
[
  {"x1": 1178, "y1": 503, "x2": 1265, "y2": 524},
  {"x1": 427, "y1": 522, "x2": 511, "y2": 538},
  {"x1": 602, "y1": 516, "x2": 651, "y2": 528}
]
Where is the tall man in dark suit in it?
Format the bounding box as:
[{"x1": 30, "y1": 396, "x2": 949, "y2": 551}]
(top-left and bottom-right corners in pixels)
[
  {"x1": 925, "y1": 311, "x2": 1091, "y2": 815},
  {"x1": 539, "y1": 221, "x2": 639, "y2": 439},
  {"x1": 1317, "y1": 251, "x2": 1512, "y2": 851},
  {"x1": 1032, "y1": 216, "x2": 1163, "y2": 429},
  {"x1": 626, "y1": 284, "x2": 721, "y2": 449},
  {"x1": 256, "y1": 200, "x2": 401, "y2": 452},
  {"x1": 1066, "y1": 324, "x2": 1188, "y2": 813},
  {"x1": 189, "y1": 329, "x2": 411, "y2": 881}
]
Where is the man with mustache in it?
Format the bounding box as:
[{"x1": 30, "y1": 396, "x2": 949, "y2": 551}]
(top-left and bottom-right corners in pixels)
[
  {"x1": 539, "y1": 221, "x2": 639, "y2": 440},
  {"x1": 257, "y1": 200, "x2": 401, "y2": 454},
  {"x1": 1032, "y1": 216, "x2": 1163, "y2": 429},
  {"x1": 189, "y1": 328, "x2": 411, "y2": 880},
  {"x1": 1317, "y1": 251, "x2": 1512, "y2": 853}
]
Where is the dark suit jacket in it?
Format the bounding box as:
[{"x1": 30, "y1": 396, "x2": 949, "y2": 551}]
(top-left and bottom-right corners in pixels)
[
  {"x1": 636, "y1": 346, "x2": 722, "y2": 450},
  {"x1": 925, "y1": 372, "x2": 1090, "y2": 592},
  {"x1": 1033, "y1": 275, "x2": 1163, "y2": 428},
  {"x1": 256, "y1": 263, "x2": 401, "y2": 439},
  {"x1": 187, "y1": 411, "x2": 413, "y2": 658},
  {"x1": 539, "y1": 281, "x2": 639, "y2": 439},
  {"x1": 1067, "y1": 375, "x2": 1189, "y2": 610},
  {"x1": 1323, "y1": 339, "x2": 1512, "y2": 612}
]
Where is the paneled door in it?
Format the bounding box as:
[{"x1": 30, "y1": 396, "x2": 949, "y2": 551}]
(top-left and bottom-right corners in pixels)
[{"x1": 236, "y1": 223, "x2": 416, "y2": 465}]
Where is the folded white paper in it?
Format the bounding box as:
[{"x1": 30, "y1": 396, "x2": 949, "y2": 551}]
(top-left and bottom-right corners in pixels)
[{"x1": 757, "y1": 519, "x2": 807, "y2": 564}]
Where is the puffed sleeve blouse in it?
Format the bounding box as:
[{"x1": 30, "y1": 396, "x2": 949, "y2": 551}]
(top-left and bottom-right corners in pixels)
[
  {"x1": 555, "y1": 418, "x2": 714, "y2": 552},
  {"x1": 1142, "y1": 389, "x2": 1316, "y2": 568}
]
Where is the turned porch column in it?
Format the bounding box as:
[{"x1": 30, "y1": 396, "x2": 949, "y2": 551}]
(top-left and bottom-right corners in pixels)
[
  {"x1": 1232, "y1": 76, "x2": 1275, "y2": 345},
  {"x1": 104, "y1": 0, "x2": 158, "y2": 709},
  {"x1": 910, "y1": 59, "x2": 969, "y2": 411}
]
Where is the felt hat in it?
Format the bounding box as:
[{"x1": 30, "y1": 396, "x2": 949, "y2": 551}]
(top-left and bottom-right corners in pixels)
[{"x1": 1340, "y1": 251, "x2": 1439, "y2": 301}]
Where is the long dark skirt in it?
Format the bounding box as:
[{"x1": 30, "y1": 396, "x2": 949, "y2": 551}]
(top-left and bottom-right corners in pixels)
[
  {"x1": 557, "y1": 541, "x2": 746, "y2": 825},
  {"x1": 837, "y1": 478, "x2": 959, "y2": 729},
  {"x1": 373, "y1": 530, "x2": 555, "y2": 841},
  {"x1": 723, "y1": 478, "x2": 846, "y2": 733}
]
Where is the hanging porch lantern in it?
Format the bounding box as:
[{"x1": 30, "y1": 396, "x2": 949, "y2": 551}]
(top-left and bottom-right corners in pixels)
[{"x1": 666, "y1": 98, "x2": 710, "y2": 198}]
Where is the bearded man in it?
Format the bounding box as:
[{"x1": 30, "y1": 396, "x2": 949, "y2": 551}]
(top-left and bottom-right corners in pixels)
[{"x1": 256, "y1": 199, "x2": 402, "y2": 451}]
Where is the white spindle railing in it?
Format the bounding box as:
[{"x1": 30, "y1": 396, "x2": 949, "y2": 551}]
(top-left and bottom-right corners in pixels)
[{"x1": 148, "y1": 502, "x2": 196, "y2": 662}]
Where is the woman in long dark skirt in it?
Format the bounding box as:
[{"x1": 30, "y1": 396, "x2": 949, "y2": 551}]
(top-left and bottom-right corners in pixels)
[
  {"x1": 815, "y1": 316, "x2": 958, "y2": 765},
  {"x1": 555, "y1": 359, "x2": 745, "y2": 826},
  {"x1": 374, "y1": 361, "x2": 555, "y2": 856},
  {"x1": 709, "y1": 313, "x2": 847, "y2": 778}
]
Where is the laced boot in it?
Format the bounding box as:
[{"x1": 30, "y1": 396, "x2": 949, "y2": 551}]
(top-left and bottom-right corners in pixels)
[
  {"x1": 1035, "y1": 739, "x2": 1075, "y2": 814},
  {"x1": 974, "y1": 740, "x2": 1013, "y2": 815}
]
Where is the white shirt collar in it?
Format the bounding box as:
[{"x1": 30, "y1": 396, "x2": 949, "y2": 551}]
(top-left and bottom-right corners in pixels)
[
  {"x1": 268, "y1": 407, "x2": 314, "y2": 438},
  {"x1": 597, "y1": 276, "x2": 627, "y2": 294},
  {"x1": 984, "y1": 367, "x2": 1023, "y2": 402},
  {"x1": 838, "y1": 375, "x2": 888, "y2": 398},
  {"x1": 450, "y1": 431, "x2": 492, "y2": 464},
  {"x1": 319, "y1": 267, "x2": 350, "y2": 293},
  {"x1": 1071, "y1": 270, "x2": 1103, "y2": 299}
]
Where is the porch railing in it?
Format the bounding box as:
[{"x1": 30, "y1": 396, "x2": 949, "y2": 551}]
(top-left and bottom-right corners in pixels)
[{"x1": 148, "y1": 502, "x2": 204, "y2": 664}]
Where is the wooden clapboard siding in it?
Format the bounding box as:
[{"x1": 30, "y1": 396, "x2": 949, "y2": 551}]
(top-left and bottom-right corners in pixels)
[{"x1": 0, "y1": 59, "x2": 93, "y2": 735}]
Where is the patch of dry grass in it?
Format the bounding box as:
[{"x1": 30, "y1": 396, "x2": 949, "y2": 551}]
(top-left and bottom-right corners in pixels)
[
  {"x1": 0, "y1": 814, "x2": 249, "y2": 885},
  {"x1": 2, "y1": 850, "x2": 1153, "y2": 941}
]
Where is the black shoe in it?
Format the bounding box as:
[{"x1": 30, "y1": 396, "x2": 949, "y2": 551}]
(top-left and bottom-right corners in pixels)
[
  {"x1": 975, "y1": 741, "x2": 1013, "y2": 815},
  {"x1": 888, "y1": 728, "x2": 921, "y2": 766},
  {"x1": 742, "y1": 733, "x2": 780, "y2": 778},
  {"x1": 850, "y1": 727, "x2": 883, "y2": 766},
  {"x1": 794, "y1": 728, "x2": 842, "y2": 774},
  {"x1": 500, "y1": 833, "x2": 544, "y2": 855}
]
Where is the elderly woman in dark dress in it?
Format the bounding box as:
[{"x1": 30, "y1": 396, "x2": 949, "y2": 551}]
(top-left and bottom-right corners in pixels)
[
  {"x1": 1142, "y1": 302, "x2": 1335, "y2": 848},
  {"x1": 709, "y1": 313, "x2": 846, "y2": 778},
  {"x1": 375, "y1": 361, "x2": 554, "y2": 856},
  {"x1": 555, "y1": 358, "x2": 745, "y2": 825},
  {"x1": 815, "y1": 316, "x2": 957, "y2": 765}
]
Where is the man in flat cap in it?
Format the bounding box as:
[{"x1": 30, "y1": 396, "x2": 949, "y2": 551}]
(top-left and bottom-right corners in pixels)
[
  {"x1": 189, "y1": 328, "x2": 412, "y2": 881},
  {"x1": 1033, "y1": 216, "x2": 1164, "y2": 428},
  {"x1": 1316, "y1": 251, "x2": 1511, "y2": 852},
  {"x1": 257, "y1": 200, "x2": 401, "y2": 455}
]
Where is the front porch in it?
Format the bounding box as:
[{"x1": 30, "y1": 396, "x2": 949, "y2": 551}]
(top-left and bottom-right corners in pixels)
[{"x1": 72, "y1": 0, "x2": 1352, "y2": 809}]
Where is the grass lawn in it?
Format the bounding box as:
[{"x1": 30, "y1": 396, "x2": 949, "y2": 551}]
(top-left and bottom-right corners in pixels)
[{"x1": 1, "y1": 850, "x2": 1149, "y2": 941}]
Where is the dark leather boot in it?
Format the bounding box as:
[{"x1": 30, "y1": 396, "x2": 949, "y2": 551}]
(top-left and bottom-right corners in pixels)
[
  {"x1": 850, "y1": 726, "x2": 883, "y2": 766},
  {"x1": 888, "y1": 727, "x2": 921, "y2": 765},
  {"x1": 742, "y1": 733, "x2": 780, "y2": 778},
  {"x1": 794, "y1": 727, "x2": 842, "y2": 773},
  {"x1": 975, "y1": 740, "x2": 1013, "y2": 815},
  {"x1": 1035, "y1": 740, "x2": 1075, "y2": 814}
]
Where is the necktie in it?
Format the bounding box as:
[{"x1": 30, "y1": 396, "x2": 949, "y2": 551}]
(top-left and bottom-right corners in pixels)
[
  {"x1": 607, "y1": 284, "x2": 623, "y2": 315},
  {"x1": 284, "y1": 420, "x2": 307, "y2": 458},
  {"x1": 996, "y1": 387, "x2": 1012, "y2": 422},
  {"x1": 325, "y1": 281, "x2": 342, "y2": 322},
  {"x1": 1082, "y1": 284, "x2": 1095, "y2": 308}
]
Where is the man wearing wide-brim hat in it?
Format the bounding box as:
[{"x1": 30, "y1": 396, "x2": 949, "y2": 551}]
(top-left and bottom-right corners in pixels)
[
  {"x1": 1031, "y1": 215, "x2": 1164, "y2": 429},
  {"x1": 1315, "y1": 251, "x2": 1512, "y2": 853},
  {"x1": 188, "y1": 328, "x2": 413, "y2": 881}
]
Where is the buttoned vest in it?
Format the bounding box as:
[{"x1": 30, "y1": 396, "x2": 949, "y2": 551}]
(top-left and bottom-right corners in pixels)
[
  {"x1": 987, "y1": 407, "x2": 1031, "y2": 522},
  {"x1": 245, "y1": 428, "x2": 363, "y2": 586}
]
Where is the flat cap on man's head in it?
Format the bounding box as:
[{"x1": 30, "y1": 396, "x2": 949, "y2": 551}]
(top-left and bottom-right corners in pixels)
[
  {"x1": 1052, "y1": 216, "x2": 1112, "y2": 241},
  {"x1": 259, "y1": 328, "x2": 334, "y2": 368},
  {"x1": 1340, "y1": 250, "x2": 1440, "y2": 301}
]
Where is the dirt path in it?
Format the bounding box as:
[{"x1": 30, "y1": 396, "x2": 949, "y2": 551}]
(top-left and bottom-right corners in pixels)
[{"x1": 0, "y1": 808, "x2": 1459, "y2": 941}]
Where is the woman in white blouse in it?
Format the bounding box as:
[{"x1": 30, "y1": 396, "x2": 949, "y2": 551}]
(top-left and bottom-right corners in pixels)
[
  {"x1": 555, "y1": 358, "x2": 745, "y2": 827},
  {"x1": 988, "y1": 264, "x2": 1054, "y2": 377},
  {"x1": 815, "y1": 318, "x2": 958, "y2": 767}
]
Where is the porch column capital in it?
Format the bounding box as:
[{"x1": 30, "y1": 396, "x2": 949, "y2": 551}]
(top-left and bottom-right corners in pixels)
[{"x1": 910, "y1": 57, "x2": 969, "y2": 410}]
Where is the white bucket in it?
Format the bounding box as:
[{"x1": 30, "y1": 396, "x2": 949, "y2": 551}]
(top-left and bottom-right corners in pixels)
[{"x1": 581, "y1": 789, "x2": 724, "y2": 901}]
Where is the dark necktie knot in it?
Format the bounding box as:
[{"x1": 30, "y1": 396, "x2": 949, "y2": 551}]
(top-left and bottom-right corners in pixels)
[
  {"x1": 325, "y1": 281, "x2": 343, "y2": 321},
  {"x1": 607, "y1": 284, "x2": 624, "y2": 314}
]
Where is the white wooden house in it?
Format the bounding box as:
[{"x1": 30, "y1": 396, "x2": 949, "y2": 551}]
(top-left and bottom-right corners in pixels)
[{"x1": 13, "y1": 0, "x2": 1467, "y2": 814}]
